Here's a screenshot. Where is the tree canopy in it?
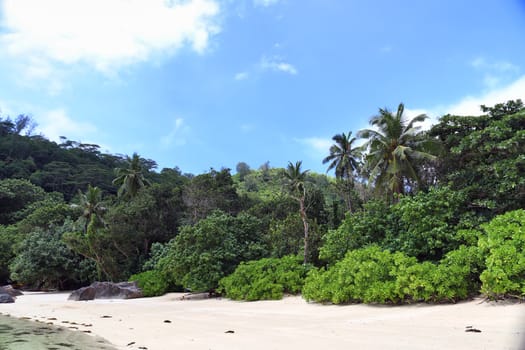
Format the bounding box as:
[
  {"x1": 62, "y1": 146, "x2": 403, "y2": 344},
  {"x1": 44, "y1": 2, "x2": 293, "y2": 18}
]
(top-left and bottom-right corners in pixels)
[{"x1": 1, "y1": 101, "x2": 524, "y2": 303}]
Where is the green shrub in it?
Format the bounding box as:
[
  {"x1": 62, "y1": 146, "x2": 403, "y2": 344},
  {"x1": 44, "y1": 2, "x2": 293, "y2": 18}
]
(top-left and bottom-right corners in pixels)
[
  {"x1": 9, "y1": 221, "x2": 92, "y2": 289},
  {"x1": 141, "y1": 242, "x2": 169, "y2": 272},
  {"x1": 385, "y1": 187, "x2": 468, "y2": 261},
  {"x1": 267, "y1": 214, "x2": 324, "y2": 265},
  {"x1": 479, "y1": 209, "x2": 525, "y2": 299},
  {"x1": 436, "y1": 245, "x2": 483, "y2": 300},
  {"x1": 157, "y1": 211, "x2": 268, "y2": 292},
  {"x1": 129, "y1": 270, "x2": 170, "y2": 297},
  {"x1": 218, "y1": 255, "x2": 310, "y2": 301},
  {"x1": 319, "y1": 188, "x2": 470, "y2": 265},
  {"x1": 303, "y1": 245, "x2": 481, "y2": 304},
  {"x1": 319, "y1": 201, "x2": 392, "y2": 264},
  {"x1": 0, "y1": 225, "x2": 21, "y2": 283},
  {"x1": 304, "y1": 246, "x2": 417, "y2": 304}
]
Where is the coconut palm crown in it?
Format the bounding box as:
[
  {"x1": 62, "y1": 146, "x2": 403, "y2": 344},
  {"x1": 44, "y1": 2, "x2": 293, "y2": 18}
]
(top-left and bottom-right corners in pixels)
[
  {"x1": 323, "y1": 131, "x2": 362, "y2": 180},
  {"x1": 357, "y1": 103, "x2": 438, "y2": 197},
  {"x1": 112, "y1": 152, "x2": 151, "y2": 198}
]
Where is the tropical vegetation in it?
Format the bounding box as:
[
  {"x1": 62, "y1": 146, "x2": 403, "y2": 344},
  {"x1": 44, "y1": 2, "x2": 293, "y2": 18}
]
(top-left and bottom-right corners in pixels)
[{"x1": 0, "y1": 99, "x2": 523, "y2": 304}]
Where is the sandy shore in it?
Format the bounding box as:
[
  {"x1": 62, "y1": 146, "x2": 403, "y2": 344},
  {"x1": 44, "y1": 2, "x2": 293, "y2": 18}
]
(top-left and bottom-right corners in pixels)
[{"x1": 1, "y1": 292, "x2": 524, "y2": 350}]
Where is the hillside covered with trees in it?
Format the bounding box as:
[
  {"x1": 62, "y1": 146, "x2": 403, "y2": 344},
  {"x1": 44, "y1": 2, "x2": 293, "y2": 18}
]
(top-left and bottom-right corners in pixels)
[{"x1": 1, "y1": 100, "x2": 524, "y2": 303}]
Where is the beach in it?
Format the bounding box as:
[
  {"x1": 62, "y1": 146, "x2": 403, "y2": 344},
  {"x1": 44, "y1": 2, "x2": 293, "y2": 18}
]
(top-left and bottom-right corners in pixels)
[{"x1": 1, "y1": 292, "x2": 524, "y2": 350}]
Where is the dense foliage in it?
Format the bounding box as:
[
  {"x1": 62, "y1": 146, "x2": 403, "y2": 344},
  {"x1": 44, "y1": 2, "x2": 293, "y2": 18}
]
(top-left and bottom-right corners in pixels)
[
  {"x1": 129, "y1": 270, "x2": 170, "y2": 297},
  {"x1": 218, "y1": 255, "x2": 311, "y2": 301},
  {"x1": 10, "y1": 220, "x2": 96, "y2": 289},
  {"x1": 303, "y1": 245, "x2": 480, "y2": 304},
  {"x1": 478, "y1": 209, "x2": 525, "y2": 299},
  {"x1": 320, "y1": 187, "x2": 473, "y2": 264},
  {"x1": 429, "y1": 100, "x2": 525, "y2": 217},
  {"x1": 0, "y1": 116, "x2": 129, "y2": 200},
  {"x1": 0, "y1": 101, "x2": 523, "y2": 305},
  {"x1": 157, "y1": 211, "x2": 268, "y2": 292}
]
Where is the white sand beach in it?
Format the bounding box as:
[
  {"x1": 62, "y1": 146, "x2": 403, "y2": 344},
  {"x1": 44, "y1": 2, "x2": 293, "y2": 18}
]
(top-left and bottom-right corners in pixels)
[{"x1": 1, "y1": 292, "x2": 524, "y2": 350}]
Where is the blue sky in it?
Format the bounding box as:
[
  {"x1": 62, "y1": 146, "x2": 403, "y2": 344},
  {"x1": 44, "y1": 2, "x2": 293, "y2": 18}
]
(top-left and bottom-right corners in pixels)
[{"x1": 1, "y1": 0, "x2": 524, "y2": 175}]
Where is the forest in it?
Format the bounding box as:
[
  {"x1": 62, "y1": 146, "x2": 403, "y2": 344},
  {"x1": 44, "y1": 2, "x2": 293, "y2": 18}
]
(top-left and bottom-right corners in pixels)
[{"x1": 0, "y1": 99, "x2": 524, "y2": 304}]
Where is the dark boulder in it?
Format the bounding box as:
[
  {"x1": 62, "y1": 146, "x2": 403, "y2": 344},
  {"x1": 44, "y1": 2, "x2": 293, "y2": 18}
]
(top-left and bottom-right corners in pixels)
[
  {"x1": 0, "y1": 285, "x2": 23, "y2": 297},
  {"x1": 0, "y1": 291, "x2": 14, "y2": 303},
  {"x1": 68, "y1": 286, "x2": 96, "y2": 301},
  {"x1": 69, "y1": 282, "x2": 143, "y2": 301}
]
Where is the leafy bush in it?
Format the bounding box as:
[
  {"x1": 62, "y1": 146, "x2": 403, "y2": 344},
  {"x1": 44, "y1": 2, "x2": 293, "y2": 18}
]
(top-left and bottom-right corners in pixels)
[
  {"x1": 267, "y1": 214, "x2": 323, "y2": 264},
  {"x1": 0, "y1": 225, "x2": 22, "y2": 283},
  {"x1": 129, "y1": 270, "x2": 170, "y2": 297},
  {"x1": 303, "y1": 245, "x2": 481, "y2": 304},
  {"x1": 479, "y1": 209, "x2": 525, "y2": 299},
  {"x1": 438, "y1": 245, "x2": 483, "y2": 297},
  {"x1": 9, "y1": 220, "x2": 94, "y2": 289},
  {"x1": 0, "y1": 178, "x2": 47, "y2": 225},
  {"x1": 157, "y1": 211, "x2": 268, "y2": 292},
  {"x1": 385, "y1": 187, "x2": 468, "y2": 261},
  {"x1": 304, "y1": 246, "x2": 416, "y2": 304},
  {"x1": 141, "y1": 242, "x2": 169, "y2": 271},
  {"x1": 319, "y1": 187, "x2": 478, "y2": 266},
  {"x1": 319, "y1": 201, "x2": 392, "y2": 264},
  {"x1": 218, "y1": 255, "x2": 311, "y2": 301},
  {"x1": 395, "y1": 245, "x2": 482, "y2": 303}
]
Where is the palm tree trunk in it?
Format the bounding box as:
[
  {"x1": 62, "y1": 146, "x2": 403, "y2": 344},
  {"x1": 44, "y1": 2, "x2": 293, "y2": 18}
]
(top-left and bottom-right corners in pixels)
[{"x1": 299, "y1": 197, "x2": 309, "y2": 265}]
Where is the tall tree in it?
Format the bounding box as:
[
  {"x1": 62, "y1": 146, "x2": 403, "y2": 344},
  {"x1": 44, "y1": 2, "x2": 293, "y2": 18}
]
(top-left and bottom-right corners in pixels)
[
  {"x1": 357, "y1": 103, "x2": 438, "y2": 200},
  {"x1": 322, "y1": 131, "x2": 362, "y2": 212},
  {"x1": 283, "y1": 161, "x2": 310, "y2": 264},
  {"x1": 112, "y1": 153, "x2": 151, "y2": 198},
  {"x1": 182, "y1": 168, "x2": 240, "y2": 224},
  {"x1": 78, "y1": 184, "x2": 106, "y2": 233},
  {"x1": 235, "y1": 162, "x2": 251, "y2": 181},
  {"x1": 429, "y1": 100, "x2": 525, "y2": 216}
]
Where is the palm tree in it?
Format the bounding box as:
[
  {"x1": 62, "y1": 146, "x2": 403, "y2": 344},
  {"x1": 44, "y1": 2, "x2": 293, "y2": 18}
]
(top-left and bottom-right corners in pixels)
[
  {"x1": 357, "y1": 103, "x2": 438, "y2": 200},
  {"x1": 78, "y1": 184, "x2": 106, "y2": 233},
  {"x1": 112, "y1": 152, "x2": 151, "y2": 198},
  {"x1": 322, "y1": 131, "x2": 362, "y2": 212},
  {"x1": 283, "y1": 161, "x2": 310, "y2": 264}
]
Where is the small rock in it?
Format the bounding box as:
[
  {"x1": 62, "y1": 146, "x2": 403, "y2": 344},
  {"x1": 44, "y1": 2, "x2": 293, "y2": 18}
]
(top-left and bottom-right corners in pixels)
[
  {"x1": 0, "y1": 293, "x2": 14, "y2": 303},
  {"x1": 69, "y1": 281, "x2": 143, "y2": 301},
  {"x1": 0, "y1": 285, "x2": 23, "y2": 297},
  {"x1": 465, "y1": 326, "x2": 482, "y2": 333}
]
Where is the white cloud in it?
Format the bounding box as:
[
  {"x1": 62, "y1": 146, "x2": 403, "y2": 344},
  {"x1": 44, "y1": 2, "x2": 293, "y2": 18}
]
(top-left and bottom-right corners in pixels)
[
  {"x1": 469, "y1": 57, "x2": 520, "y2": 90},
  {"x1": 470, "y1": 57, "x2": 519, "y2": 72},
  {"x1": 295, "y1": 137, "x2": 332, "y2": 158},
  {"x1": 36, "y1": 108, "x2": 98, "y2": 142},
  {"x1": 407, "y1": 75, "x2": 525, "y2": 128},
  {"x1": 234, "y1": 72, "x2": 249, "y2": 80},
  {"x1": 253, "y1": 0, "x2": 280, "y2": 7},
  {"x1": 161, "y1": 117, "x2": 190, "y2": 147},
  {"x1": 445, "y1": 75, "x2": 525, "y2": 116},
  {"x1": 1, "y1": 0, "x2": 221, "y2": 76},
  {"x1": 403, "y1": 108, "x2": 434, "y2": 130},
  {"x1": 260, "y1": 56, "x2": 298, "y2": 75},
  {"x1": 18, "y1": 57, "x2": 65, "y2": 95}
]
